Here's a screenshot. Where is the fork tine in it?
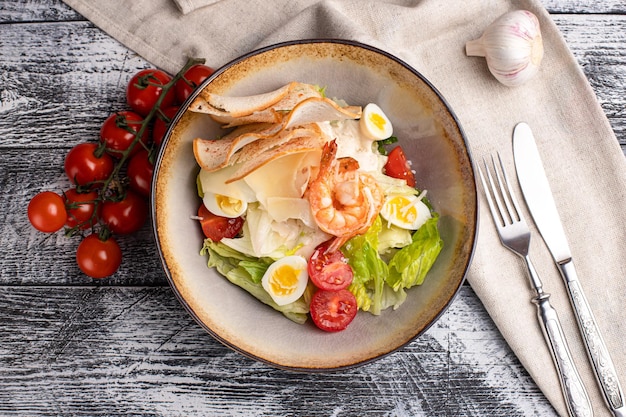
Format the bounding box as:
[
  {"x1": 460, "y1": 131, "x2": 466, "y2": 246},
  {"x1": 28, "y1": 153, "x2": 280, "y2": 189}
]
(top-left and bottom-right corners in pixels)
[
  {"x1": 477, "y1": 162, "x2": 502, "y2": 227},
  {"x1": 478, "y1": 157, "x2": 506, "y2": 227},
  {"x1": 489, "y1": 153, "x2": 515, "y2": 225},
  {"x1": 493, "y1": 153, "x2": 524, "y2": 223}
]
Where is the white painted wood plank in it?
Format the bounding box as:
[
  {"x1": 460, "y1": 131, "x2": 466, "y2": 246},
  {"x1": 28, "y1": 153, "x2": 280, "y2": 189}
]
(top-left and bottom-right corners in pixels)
[
  {"x1": 0, "y1": 286, "x2": 557, "y2": 416},
  {"x1": 552, "y1": 14, "x2": 626, "y2": 147},
  {"x1": 541, "y1": 0, "x2": 626, "y2": 14}
]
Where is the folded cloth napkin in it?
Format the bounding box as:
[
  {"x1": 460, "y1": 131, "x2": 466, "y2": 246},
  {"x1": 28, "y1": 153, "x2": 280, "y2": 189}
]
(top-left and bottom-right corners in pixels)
[
  {"x1": 61, "y1": 0, "x2": 626, "y2": 415},
  {"x1": 172, "y1": 0, "x2": 222, "y2": 15}
]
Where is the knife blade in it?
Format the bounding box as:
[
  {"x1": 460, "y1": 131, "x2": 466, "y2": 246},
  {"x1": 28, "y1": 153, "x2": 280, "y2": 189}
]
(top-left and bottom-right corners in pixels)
[{"x1": 513, "y1": 122, "x2": 626, "y2": 417}]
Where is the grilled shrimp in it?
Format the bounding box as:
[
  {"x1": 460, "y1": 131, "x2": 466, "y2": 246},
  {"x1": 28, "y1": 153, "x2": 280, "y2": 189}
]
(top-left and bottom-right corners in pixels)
[{"x1": 307, "y1": 139, "x2": 384, "y2": 251}]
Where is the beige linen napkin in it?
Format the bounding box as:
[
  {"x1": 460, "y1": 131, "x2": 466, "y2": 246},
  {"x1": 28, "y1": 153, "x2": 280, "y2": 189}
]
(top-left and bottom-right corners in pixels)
[
  {"x1": 61, "y1": 0, "x2": 626, "y2": 415},
  {"x1": 172, "y1": 0, "x2": 222, "y2": 15}
]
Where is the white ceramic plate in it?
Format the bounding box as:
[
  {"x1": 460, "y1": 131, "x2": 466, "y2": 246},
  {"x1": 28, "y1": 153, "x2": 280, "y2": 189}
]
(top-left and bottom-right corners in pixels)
[{"x1": 152, "y1": 40, "x2": 477, "y2": 371}]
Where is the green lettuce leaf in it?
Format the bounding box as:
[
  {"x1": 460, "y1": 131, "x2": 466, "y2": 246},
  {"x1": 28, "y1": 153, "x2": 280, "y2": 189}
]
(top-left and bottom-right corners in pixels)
[
  {"x1": 387, "y1": 214, "x2": 443, "y2": 291},
  {"x1": 201, "y1": 239, "x2": 309, "y2": 324},
  {"x1": 343, "y1": 217, "x2": 389, "y2": 315},
  {"x1": 378, "y1": 223, "x2": 413, "y2": 255}
]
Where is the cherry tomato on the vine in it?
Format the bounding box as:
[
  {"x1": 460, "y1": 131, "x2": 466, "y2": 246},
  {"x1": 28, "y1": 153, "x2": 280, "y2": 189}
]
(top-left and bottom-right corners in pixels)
[
  {"x1": 64, "y1": 142, "x2": 114, "y2": 188},
  {"x1": 152, "y1": 105, "x2": 179, "y2": 146},
  {"x1": 101, "y1": 190, "x2": 148, "y2": 235},
  {"x1": 309, "y1": 289, "x2": 358, "y2": 332},
  {"x1": 175, "y1": 64, "x2": 215, "y2": 104},
  {"x1": 76, "y1": 234, "x2": 122, "y2": 279},
  {"x1": 64, "y1": 188, "x2": 100, "y2": 230},
  {"x1": 127, "y1": 149, "x2": 154, "y2": 198},
  {"x1": 384, "y1": 146, "x2": 416, "y2": 187},
  {"x1": 27, "y1": 191, "x2": 68, "y2": 233},
  {"x1": 307, "y1": 240, "x2": 353, "y2": 291},
  {"x1": 197, "y1": 203, "x2": 244, "y2": 242},
  {"x1": 126, "y1": 69, "x2": 176, "y2": 117},
  {"x1": 100, "y1": 111, "x2": 149, "y2": 158}
]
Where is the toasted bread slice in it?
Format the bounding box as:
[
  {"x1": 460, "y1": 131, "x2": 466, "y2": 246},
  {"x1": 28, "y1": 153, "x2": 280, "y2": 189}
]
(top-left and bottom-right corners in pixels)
[
  {"x1": 189, "y1": 82, "x2": 296, "y2": 118},
  {"x1": 283, "y1": 98, "x2": 361, "y2": 130},
  {"x1": 209, "y1": 107, "x2": 283, "y2": 128},
  {"x1": 191, "y1": 83, "x2": 361, "y2": 181},
  {"x1": 193, "y1": 123, "x2": 279, "y2": 172},
  {"x1": 226, "y1": 134, "x2": 326, "y2": 184}
]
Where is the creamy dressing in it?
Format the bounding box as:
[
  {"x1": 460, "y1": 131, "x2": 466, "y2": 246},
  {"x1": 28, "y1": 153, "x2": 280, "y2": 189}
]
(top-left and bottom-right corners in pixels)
[{"x1": 316, "y1": 119, "x2": 381, "y2": 172}]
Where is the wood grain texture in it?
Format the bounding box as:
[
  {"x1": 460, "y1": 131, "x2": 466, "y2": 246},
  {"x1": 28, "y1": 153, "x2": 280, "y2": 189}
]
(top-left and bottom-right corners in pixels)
[
  {"x1": 0, "y1": 21, "x2": 151, "y2": 148},
  {"x1": 0, "y1": 0, "x2": 81, "y2": 22},
  {"x1": 552, "y1": 14, "x2": 626, "y2": 148},
  {"x1": 0, "y1": 286, "x2": 557, "y2": 416},
  {"x1": 0, "y1": 0, "x2": 624, "y2": 415}
]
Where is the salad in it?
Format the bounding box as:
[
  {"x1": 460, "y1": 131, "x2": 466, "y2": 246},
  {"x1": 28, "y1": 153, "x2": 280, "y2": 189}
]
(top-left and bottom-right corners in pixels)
[{"x1": 190, "y1": 82, "x2": 443, "y2": 332}]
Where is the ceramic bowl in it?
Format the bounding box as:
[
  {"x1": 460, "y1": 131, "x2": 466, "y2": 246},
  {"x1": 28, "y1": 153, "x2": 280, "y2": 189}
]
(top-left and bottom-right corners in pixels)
[{"x1": 152, "y1": 40, "x2": 477, "y2": 371}]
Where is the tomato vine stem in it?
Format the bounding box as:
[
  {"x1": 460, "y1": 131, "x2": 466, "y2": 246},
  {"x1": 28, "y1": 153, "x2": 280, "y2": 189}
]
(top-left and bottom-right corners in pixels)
[{"x1": 64, "y1": 57, "x2": 206, "y2": 239}]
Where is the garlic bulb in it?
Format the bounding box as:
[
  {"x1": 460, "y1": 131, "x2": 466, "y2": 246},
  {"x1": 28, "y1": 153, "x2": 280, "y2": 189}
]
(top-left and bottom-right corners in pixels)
[{"x1": 466, "y1": 10, "x2": 544, "y2": 87}]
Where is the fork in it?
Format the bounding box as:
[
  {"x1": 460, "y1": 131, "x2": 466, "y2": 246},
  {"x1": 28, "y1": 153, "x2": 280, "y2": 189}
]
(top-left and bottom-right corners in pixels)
[{"x1": 478, "y1": 153, "x2": 593, "y2": 417}]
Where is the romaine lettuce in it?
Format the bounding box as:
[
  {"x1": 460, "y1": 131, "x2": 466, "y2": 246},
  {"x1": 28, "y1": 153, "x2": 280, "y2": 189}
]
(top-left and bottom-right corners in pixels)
[
  {"x1": 200, "y1": 212, "x2": 443, "y2": 322},
  {"x1": 342, "y1": 217, "x2": 389, "y2": 315},
  {"x1": 201, "y1": 240, "x2": 310, "y2": 324},
  {"x1": 342, "y1": 213, "x2": 443, "y2": 315},
  {"x1": 387, "y1": 214, "x2": 443, "y2": 291}
]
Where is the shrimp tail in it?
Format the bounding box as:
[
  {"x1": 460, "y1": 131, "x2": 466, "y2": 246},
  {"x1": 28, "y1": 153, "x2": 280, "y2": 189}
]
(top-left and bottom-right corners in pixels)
[
  {"x1": 327, "y1": 235, "x2": 349, "y2": 253},
  {"x1": 319, "y1": 139, "x2": 338, "y2": 173}
]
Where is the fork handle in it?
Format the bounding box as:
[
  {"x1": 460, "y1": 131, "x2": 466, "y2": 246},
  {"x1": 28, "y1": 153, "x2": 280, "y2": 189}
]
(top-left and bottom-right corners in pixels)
[{"x1": 534, "y1": 292, "x2": 593, "y2": 417}]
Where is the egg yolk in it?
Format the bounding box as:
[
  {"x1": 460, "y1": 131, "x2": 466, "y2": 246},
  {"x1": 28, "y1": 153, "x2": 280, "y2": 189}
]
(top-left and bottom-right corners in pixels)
[
  {"x1": 388, "y1": 196, "x2": 417, "y2": 223},
  {"x1": 269, "y1": 265, "x2": 301, "y2": 296},
  {"x1": 216, "y1": 194, "x2": 243, "y2": 216},
  {"x1": 369, "y1": 112, "x2": 387, "y2": 131}
]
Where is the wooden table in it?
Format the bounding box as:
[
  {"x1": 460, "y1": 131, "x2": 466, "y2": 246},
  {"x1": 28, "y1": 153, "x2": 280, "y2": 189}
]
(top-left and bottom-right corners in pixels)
[{"x1": 1, "y1": 1, "x2": 624, "y2": 415}]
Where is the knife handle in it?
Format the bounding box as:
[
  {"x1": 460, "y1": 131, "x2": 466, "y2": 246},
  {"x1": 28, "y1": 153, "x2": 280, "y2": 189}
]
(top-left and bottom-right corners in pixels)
[
  {"x1": 533, "y1": 292, "x2": 593, "y2": 417},
  {"x1": 559, "y1": 260, "x2": 626, "y2": 415}
]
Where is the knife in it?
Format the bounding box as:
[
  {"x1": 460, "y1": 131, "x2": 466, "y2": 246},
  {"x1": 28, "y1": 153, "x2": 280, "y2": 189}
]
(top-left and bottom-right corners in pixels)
[{"x1": 513, "y1": 122, "x2": 626, "y2": 417}]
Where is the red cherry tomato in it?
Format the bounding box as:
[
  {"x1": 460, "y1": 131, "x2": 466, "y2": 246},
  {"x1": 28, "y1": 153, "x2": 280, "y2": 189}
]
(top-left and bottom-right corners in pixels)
[
  {"x1": 101, "y1": 190, "x2": 148, "y2": 235},
  {"x1": 307, "y1": 240, "x2": 353, "y2": 291},
  {"x1": 126, "y1": 68, "x2": 175, "y2": 116},
  {"x1": 384, "y1": 146, "x2": 416, "y2": 187},
  {"x1": 27, "y1": 191, "x2": 68, "y2": 233},
  {"x1": 127, "y1": 149, "x2": 154, "y2": 198},
  {"x1": 152, "y1": 105, "x2": 179, "y2": 146},
  {"x1": 99, "y1": 111, "x2": 149, "y2": 158},
  {"x1": 175, "y1": 64, "x2": 214, "y2": 104},
  {"x1": 197, "y1": 203, "x2": 244, "y2": 242},
  {"x1": 76, "y1": 234, "x2": 122, "y2": 279},
  {"x1": 64, "y1": 188, "x2": 100, "y2": 230},
  {"x1": 64, "y1": 143, "x2": 114, "y2": 188},
  {"x1": 309, "y1": 289, "x2": 358, "y2": 332}
]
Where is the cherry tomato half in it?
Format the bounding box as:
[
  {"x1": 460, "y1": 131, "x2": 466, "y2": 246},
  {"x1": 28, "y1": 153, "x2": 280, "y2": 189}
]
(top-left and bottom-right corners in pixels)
[
  {"x1": 101, "y1": 190, "x2": 148, "y2": 235},
  {"x1": 76, "y1": 234, "x2": 122, "y2": 279},
  {"x1": 152, "y1": 105, "x2": 179, "y2": 146},
  {"x1": 27, "y1": 191, "x2": 68, "y2": 233},
  {"x1": 126, "y1": 68, "x2": 176, "y2": 117},
  {"x1": 175, "y1": 64, "x2": 214, "y2": 104},
  {"x1": 307, "y1": 240, "x2": 353, "y2": 291},
  {"x1": 384, "y1": 146, "x2": 416, "y2": 187},
  {"x1": 99, "y1": 111, "x2": 149, "y2": 158},
  {"x1": 64, "y1": 188, "x2": 100, "y2": 230},
  {"x1": 309, "y1": 289, "x2": 358, "y2": 332},
  {"x1": 64, "y1": 143, "x2": 114, "y2": 188},
  {"x1": 197, "y1": 203, "x2": 244, "y2": 242},
  {"x1": 127, "y1": 149, "x2": 154, "y2": 198}
]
